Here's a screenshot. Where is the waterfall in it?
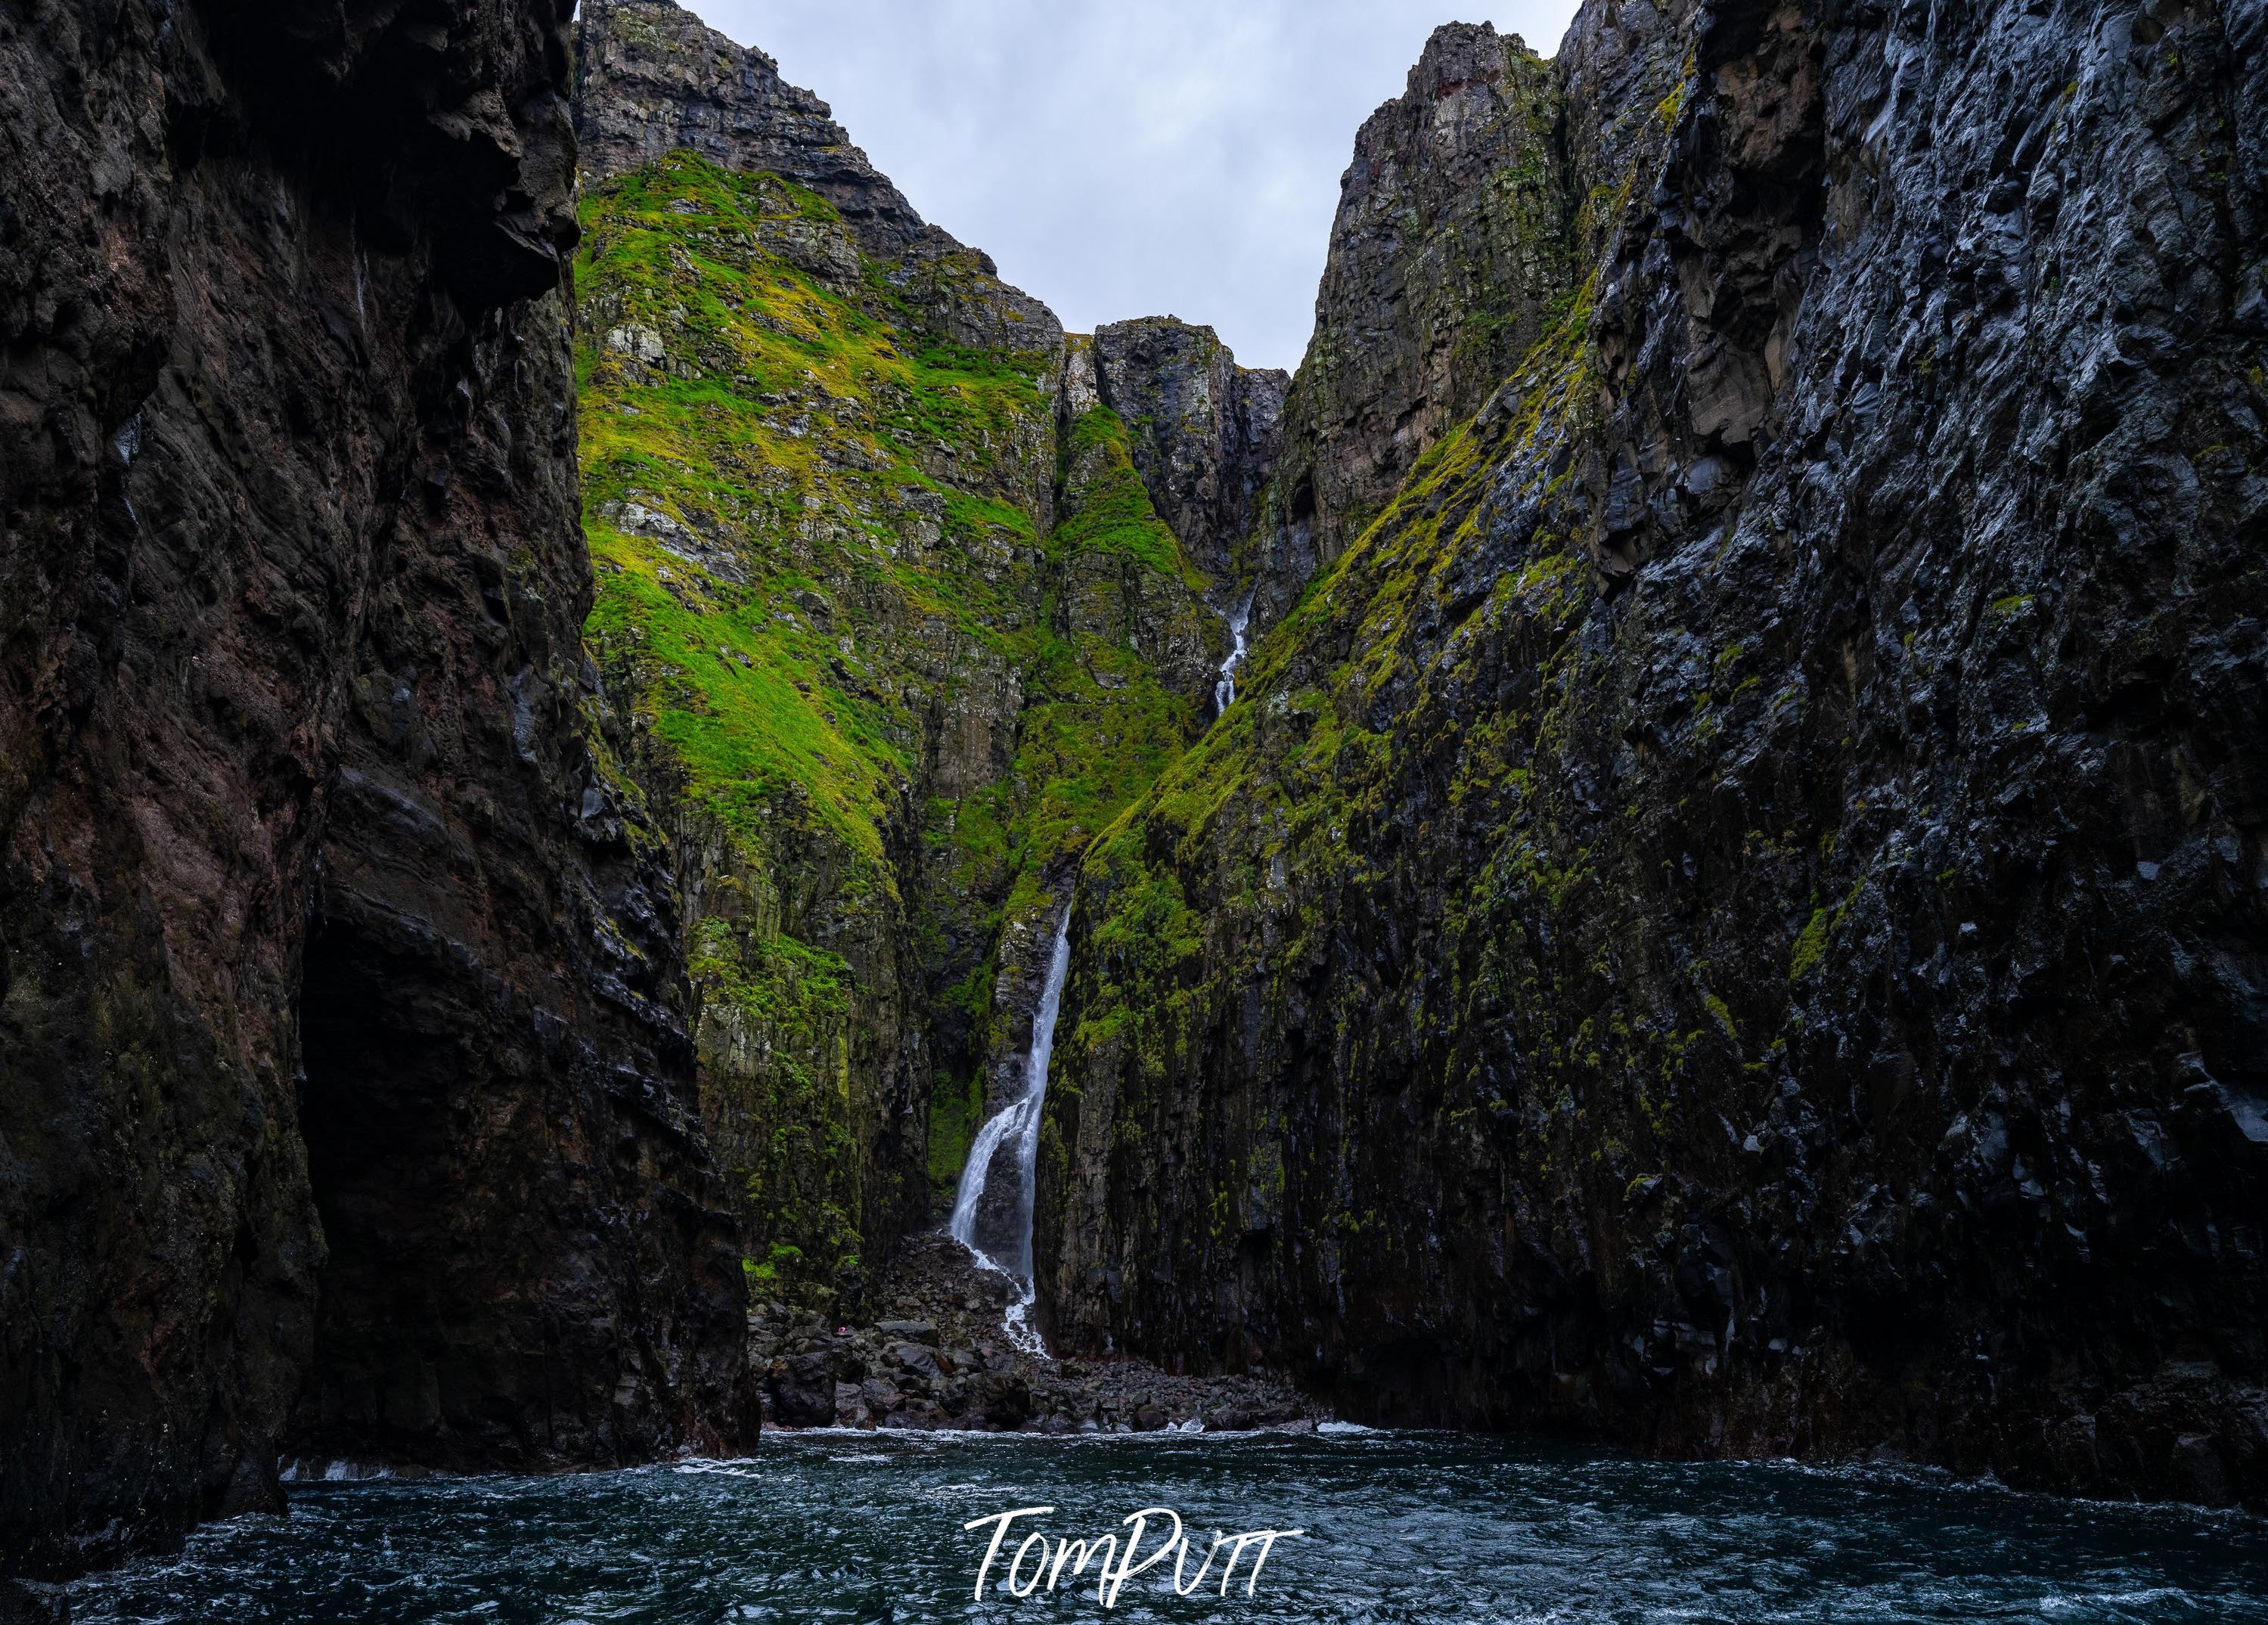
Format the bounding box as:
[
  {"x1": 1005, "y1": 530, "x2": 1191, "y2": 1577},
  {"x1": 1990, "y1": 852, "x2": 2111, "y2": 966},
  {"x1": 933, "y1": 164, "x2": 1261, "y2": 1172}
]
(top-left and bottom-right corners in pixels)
[
  {"x1": 948, "y1": 909, "x2": 1072, "y2": 1353},
  {"x1": 1215, "y1": 588, "x2": 1255, "y2": 714}
]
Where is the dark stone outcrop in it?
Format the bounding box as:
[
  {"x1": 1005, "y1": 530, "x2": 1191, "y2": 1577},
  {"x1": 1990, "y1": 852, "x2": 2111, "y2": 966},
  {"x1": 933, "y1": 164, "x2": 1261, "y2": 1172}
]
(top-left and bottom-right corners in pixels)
[
  {"x1": 1, "y1": 0, "x2": 753, "y2": 1579},
  {"x1": 573, "y1": 0, "x2": 929, "y2": 254},
  {"x1": 1053, "y1": 334, "x2": 1233, "y2": 706},
  {"x1": 889, "y1": 240, "x2": 1068, "y2": 356},
  {"x1": 753, "y1": 1234, "x2": 1310, "y2": 1434},
  {"x1": 0, "y1": 1579, "x2": 67, "y2": 1625},
  {"x1": 1091, "y1": 318, "x2": 1289, "y2": 591},
  {"x1": 1041, "y1": 0, "x2": 2268, "y2": 1512},
  {"x1": 1249, "y1": 23, "x2": 1573, "y2": 629}
]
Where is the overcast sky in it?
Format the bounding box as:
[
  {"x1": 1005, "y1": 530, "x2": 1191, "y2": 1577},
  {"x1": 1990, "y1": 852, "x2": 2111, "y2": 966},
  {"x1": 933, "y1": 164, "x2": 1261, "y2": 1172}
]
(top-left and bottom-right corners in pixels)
[{"x1": 683, "y1": 1, "x2": 1584, "y2": 373}]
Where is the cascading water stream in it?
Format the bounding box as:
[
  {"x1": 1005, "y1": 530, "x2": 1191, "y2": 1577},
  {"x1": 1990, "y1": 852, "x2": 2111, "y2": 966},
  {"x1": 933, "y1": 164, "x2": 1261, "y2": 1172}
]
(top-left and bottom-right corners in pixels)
[
  {"x1": 948, "y1": 909, "x2": 1072, "y2": 1356},
  {"x1": 947, "y1": 591, "x2": 1249, "y2": 1352},
  {"x1": 1214, "y1": 588, "x2": 1255, "y2": 715}
]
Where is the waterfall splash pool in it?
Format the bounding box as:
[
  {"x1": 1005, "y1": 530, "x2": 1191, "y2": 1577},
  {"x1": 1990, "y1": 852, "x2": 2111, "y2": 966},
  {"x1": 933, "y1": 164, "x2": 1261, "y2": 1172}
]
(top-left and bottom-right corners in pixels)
[{"x1": 64, "y1": 1428, "x2": 2267, "y2": 1623}]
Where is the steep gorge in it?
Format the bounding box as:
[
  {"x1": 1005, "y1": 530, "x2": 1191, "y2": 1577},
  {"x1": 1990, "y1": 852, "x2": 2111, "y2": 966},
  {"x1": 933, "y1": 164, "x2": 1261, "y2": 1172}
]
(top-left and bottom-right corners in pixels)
[
  {"x1": 1038, "y1": 0, "x2": 2268, "y2": 1512},
  {"x1": 4, "y1": 0, "x2": 2263, "y2": 1584}
]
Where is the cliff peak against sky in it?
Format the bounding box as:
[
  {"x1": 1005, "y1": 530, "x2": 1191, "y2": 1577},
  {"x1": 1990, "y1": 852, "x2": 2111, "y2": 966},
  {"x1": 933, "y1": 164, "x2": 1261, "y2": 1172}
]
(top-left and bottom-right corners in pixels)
[{"x1": 657, "y1": 0, "x2": 1589, "y2": 370}]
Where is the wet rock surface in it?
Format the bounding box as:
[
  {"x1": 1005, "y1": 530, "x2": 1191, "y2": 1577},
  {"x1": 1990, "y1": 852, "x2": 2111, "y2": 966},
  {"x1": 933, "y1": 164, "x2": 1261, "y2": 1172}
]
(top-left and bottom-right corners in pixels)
[
  {"x1": 1041, "y1": 0, "x2": 2268, "y2": 1512},
  {"x1": 756, "y1": 1234, "x2": 1311, "y2": 1435},
  {"x1": 0, "y1": 1580, "x2": 67, "y2": 1625}
]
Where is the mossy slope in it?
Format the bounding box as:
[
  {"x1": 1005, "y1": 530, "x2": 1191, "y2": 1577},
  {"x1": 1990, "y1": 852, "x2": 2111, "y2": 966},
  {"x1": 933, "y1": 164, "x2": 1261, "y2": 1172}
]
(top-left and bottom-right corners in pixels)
[{"x1": 576, "y1": 154, "x2": 1215, "y2": 1306}]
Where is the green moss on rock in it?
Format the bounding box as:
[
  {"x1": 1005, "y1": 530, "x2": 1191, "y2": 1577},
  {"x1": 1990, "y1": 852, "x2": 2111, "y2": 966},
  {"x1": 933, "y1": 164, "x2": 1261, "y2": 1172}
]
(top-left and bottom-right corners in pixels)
[{"x1": 577, "y1": 151, "x2": 1216, "y2": 1302}]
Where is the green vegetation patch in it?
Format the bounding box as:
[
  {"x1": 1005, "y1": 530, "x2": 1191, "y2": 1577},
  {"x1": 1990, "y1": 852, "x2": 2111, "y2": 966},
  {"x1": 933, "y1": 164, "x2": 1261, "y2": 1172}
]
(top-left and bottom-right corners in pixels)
[{"x1": 577, "y1": 150, "x2": 1215, "y2": 1301}]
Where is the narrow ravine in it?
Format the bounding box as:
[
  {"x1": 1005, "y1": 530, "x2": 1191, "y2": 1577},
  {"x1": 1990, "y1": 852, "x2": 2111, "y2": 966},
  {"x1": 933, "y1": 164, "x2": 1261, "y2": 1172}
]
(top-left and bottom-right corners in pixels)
[{"x1": 941, "y1": 585, "x2": 1256, "y2": 1354}]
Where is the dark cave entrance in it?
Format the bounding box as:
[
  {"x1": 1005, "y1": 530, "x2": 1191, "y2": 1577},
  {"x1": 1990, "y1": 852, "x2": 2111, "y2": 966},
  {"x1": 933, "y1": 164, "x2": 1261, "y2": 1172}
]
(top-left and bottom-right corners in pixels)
[{"x1": 290, "y1": 917, "x2": 536, "y2": 1466}]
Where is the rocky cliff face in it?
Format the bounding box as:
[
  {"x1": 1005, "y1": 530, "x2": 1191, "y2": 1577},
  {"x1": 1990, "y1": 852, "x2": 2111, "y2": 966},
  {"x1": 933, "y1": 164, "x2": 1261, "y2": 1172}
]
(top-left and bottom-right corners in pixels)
[
  {"x1": 566, "y1": 0, "x2": 1243, "y2": 1313},
  {"x1": 14, "y1": 0, "x2": 2250, "y2": 1576},
  {"x1": 574, "y1": 0, "x2": 926, "y2": 253},
  {"x1": 1040, "y1": 0, "x2": 2268, "y2": 1512},
  {"x1": 1091, "y1": 319, "x2": 1289, "y2": 593},
  {"x1": 0, "y1": 0, "x2": 753, "y2": 1579},
  {"x1": 1249, "y1": 24, "x2": 1574, "y2": 630}
]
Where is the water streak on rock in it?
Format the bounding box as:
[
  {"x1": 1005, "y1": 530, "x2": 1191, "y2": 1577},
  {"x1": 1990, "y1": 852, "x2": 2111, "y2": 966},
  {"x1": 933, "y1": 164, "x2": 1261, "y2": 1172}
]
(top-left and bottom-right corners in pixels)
[
  {"x1": 950, "y1": 910, "x2": 1073, "y2": 1351},
  {"x1": 1215, "y1": 591, "x2": 1256, "y2": 715}
]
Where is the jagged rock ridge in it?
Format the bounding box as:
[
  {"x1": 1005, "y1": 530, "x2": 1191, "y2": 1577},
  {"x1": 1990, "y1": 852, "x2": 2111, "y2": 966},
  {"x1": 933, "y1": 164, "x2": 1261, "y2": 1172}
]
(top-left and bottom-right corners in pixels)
[
  {"x1": 1038, "y1": 0, "x2": 2268, "y2": 1512},
  {"x1": 1247, "y1": 23, "x2": 1574, "y2": 630},
  {"x1": 575, "y1": 0, "x2": 928, "y2": 254}
]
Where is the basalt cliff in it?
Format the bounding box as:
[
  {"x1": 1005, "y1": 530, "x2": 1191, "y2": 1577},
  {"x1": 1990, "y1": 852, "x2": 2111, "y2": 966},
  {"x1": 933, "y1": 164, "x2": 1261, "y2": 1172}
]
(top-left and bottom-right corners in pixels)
[
  {"x1": 563, "y1": 0, "x2": 1295, "y2": 1310},
  {"x1": 0, "y1": 0, "x2": 759, "y2": 1580},
  {"x1": 1038, "y1": 0, "x2": 2268, "y2": 1512},
  {"x1": 2, "y1": 0, "x2": 2264, "y2": 1583}
]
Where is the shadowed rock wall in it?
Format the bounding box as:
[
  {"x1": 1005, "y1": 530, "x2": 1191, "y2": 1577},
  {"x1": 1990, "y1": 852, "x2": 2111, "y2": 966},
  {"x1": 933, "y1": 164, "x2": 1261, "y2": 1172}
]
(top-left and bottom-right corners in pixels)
[{"x1": 0, "y1": 0, "x2": 753, "y2": 1578}]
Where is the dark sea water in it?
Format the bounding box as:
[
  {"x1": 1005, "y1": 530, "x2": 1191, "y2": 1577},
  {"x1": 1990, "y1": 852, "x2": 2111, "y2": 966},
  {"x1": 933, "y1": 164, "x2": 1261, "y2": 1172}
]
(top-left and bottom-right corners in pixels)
[{"x1": 67, "y1": 1428, "x2": 2268, "y2": 1623}]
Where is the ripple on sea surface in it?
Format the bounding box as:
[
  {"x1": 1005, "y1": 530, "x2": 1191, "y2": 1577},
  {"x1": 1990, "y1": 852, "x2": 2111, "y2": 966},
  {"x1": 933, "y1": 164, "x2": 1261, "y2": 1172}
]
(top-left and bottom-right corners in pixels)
[{"x1": 67, "y1": 1430, "x2": 2268, "y2": 1623}]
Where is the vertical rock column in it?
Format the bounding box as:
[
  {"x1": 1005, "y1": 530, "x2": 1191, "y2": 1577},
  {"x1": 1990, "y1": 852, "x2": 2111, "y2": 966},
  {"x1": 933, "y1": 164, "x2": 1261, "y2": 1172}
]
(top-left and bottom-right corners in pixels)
[
  {"x1": 1091, "y1": 318, "x2": 1288, "y2": 594},
  {"x1": 1250, "y1": 23, "x2": 1573, "y2": 626}
]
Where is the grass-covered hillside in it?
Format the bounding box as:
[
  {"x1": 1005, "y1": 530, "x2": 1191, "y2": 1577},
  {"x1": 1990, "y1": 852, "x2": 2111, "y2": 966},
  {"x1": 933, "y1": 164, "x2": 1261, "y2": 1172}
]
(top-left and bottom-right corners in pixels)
[{"x1": 573, "y1": 153, "x2": 1222, "y2": 1307}]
